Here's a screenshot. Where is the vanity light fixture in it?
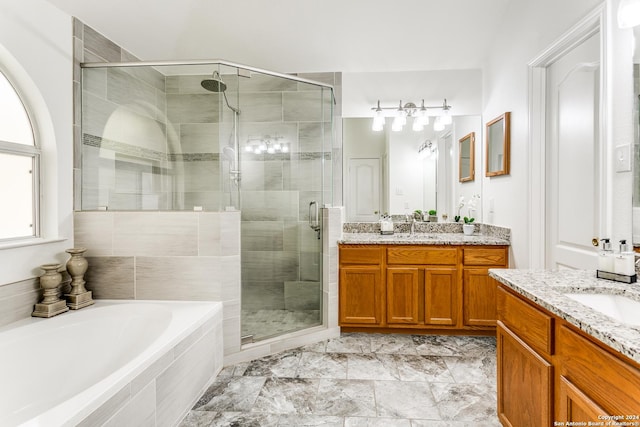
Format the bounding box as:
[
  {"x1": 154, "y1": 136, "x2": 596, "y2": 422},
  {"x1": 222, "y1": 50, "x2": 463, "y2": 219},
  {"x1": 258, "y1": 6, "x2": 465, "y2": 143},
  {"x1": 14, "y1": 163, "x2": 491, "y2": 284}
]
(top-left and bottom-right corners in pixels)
[
  {"x1": 371, "y1": 99, "x2": 452, "y2": 132},
  {"x1": 618, "y1": 0, "x2": 640, "y2": 28}
]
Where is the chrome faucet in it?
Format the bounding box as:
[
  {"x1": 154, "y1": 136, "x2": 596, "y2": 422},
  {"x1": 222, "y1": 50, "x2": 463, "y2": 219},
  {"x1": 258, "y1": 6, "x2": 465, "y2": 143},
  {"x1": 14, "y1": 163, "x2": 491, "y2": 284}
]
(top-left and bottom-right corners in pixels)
[{"x1": 406, "y1": 214, "x2": 416, "y2": 235}]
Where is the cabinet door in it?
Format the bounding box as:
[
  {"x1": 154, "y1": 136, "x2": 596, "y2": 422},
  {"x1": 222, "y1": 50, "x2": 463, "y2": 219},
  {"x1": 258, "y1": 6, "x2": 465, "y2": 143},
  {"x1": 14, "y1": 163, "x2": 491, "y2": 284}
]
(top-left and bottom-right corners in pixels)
[
  {"x1": 425, "y1": 267, "x2": 457, "y2": 326},
  {"x1": 463, "y1": 269, "x2": 497, "y2": 327},
  {"x1": 557, "y1": 376, "x2": 607, "y2": 423},
  {"x1": 387, "y1": 267, "x2": 420, "y2": 324},
  {"x1": 339, "y1": 266, "x2": 383, "y2": 326},
  {"x1": 497, "y1": 322, "x2": 553, "y2": 427}
]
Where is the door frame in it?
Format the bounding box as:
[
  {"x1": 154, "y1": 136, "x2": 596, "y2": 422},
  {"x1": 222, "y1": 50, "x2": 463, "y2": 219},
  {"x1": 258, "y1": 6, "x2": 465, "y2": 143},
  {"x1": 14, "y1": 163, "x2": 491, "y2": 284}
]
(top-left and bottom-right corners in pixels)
[{"x1": 527, "y1": 4, "x2": 609, "y2": 268}]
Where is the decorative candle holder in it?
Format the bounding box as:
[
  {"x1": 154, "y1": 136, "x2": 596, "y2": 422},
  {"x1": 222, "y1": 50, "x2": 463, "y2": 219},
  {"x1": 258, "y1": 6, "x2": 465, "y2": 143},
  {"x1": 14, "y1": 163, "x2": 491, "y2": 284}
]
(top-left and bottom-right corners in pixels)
[
  {"x1": 32, "y1": 264, "x2": 69, "y2": 318},
  {"x1": 64, "y1": 248, "x2": 94, "y2": 310}
]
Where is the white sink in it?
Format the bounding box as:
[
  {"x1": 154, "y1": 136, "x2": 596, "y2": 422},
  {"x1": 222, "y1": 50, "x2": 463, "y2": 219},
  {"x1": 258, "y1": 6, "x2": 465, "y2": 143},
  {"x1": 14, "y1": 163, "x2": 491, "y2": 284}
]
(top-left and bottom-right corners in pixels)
[{"x1": 563, "y1": 293, "x2": 640, "y2": 326}]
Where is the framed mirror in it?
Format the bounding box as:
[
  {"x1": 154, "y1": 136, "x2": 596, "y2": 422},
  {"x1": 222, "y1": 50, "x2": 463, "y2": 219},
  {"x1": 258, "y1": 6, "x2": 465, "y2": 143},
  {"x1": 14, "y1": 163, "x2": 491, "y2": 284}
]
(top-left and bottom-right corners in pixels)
[
  {"x1": 459, "y1": 132, "x2": 475, "y2": 182},
  {"x1": 485, "y1": 112, "x2": 511, "y2": 177}
]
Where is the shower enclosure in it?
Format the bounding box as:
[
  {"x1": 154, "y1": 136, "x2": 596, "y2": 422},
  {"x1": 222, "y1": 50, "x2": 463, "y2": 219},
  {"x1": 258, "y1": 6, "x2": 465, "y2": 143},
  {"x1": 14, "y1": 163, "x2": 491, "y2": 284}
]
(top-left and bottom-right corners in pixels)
[{"x1": 80, "y1": 60, "x2": 334, "y2": 342}]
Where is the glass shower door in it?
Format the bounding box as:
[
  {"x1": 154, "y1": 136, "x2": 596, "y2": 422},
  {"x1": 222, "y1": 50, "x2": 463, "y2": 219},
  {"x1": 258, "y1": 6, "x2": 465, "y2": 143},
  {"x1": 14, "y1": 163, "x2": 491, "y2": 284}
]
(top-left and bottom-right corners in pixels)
[{"x1": 238, "y1": 73, "x2": 331, "y2": 342}]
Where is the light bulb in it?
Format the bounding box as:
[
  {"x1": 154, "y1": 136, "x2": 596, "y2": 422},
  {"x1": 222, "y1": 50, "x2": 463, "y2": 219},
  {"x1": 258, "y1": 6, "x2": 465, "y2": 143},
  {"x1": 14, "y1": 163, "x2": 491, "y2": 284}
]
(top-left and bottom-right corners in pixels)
[
  {"x1": 245, "y1": 145, "x2": 253, "y2": 152},
  {"x1": 434, "y1": 117, "x2": 445, "y2": 131},
  {"x1": 267, "y1": 146, "x2": 275, "y2": 154},
  {"x1": 372, "y1": 120, "x2": 384, "y2": 132},
  {"x1": 441, "y1": 109, "x2": 452, "y2": 125},
  {"x1": 619, "y1": 0, "x2": 640, "y2": 28},
  {"x1": 254, "y1": 147, "x2": 262, "y2": 154},
  {"x1": 282, "y1": 144, "x2": 289, "y2": 153}
]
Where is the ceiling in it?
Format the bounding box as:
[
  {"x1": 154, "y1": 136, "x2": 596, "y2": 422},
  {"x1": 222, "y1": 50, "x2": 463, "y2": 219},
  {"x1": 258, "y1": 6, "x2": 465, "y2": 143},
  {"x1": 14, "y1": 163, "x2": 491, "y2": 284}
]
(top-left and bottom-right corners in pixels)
[{"x1": 45, "y1": 0, "x2": 512, "y2": 74}]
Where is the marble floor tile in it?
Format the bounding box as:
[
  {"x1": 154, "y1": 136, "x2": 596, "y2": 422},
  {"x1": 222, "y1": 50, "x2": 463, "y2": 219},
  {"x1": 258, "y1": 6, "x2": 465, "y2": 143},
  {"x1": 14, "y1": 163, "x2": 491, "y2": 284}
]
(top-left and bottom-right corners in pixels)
[
  {"x1": 243, "y1": 350, "x2": 301, "y2": 378},
  {"x1": 369, "y1": 333, "x2": 418, "y2": 355},
  {"x1": 183, "y1": 333, "x2": 500, "y2": 426},
  {"x1": 296, "y1": 351, "x2": 347, "y2": 379},
  {"x1": 413, "y1": 335, "x2": 496, "y2": 358},
  {"x1": 394, "y1": 355, "x2": 455, "y2": 383},
  {"x1": 443, "y1": 355, "x2": 497, "y2": 386},
  {"x1": 429, "y1": 382, "x2": 498, "y2": 422},
  {"x1": 278, "y1": 414, "x2": 344, "y2": 426},
  {"x1": 347, "y1": 353, "x2": 400, "y2": 380},
  {"x1": 194, "y1": 377, "x2": 266, "y2": 412},
  {"x1": 345, "y1": 416, "x2": 412, "y2": 427},
  {"x1": 251, "y1": 377, "x2": 319, "y2": 414},
  {"x1": 325, "y1": 333, "x2": 371, "y2": 353},
  {"x1": 374, "y1": 380, "x2": 441, "y2": 419},
  {"x1": 314, "y1": 379, "x2": 376, "y2": 417}
]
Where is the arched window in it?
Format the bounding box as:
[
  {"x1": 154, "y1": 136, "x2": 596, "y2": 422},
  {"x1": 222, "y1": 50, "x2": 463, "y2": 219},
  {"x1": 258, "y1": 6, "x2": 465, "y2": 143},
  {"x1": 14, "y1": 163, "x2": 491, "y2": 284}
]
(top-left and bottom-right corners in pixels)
[{"x1": 0, "y1": 69, "x2": 39, "y2": 240}]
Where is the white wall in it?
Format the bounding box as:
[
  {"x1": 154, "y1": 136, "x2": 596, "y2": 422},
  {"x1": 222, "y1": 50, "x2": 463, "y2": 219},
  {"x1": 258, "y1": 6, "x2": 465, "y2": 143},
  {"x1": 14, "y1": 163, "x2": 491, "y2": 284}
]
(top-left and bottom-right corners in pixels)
[
  {"x1": 481, "y1": 0, "x2": 613, "y2": 268},
  {"x1": 452, "y1": 116, "x2": 483, "y2": 221},
  {"x1": 0, "y1": 0, "x2": 74, "y2": 284}
]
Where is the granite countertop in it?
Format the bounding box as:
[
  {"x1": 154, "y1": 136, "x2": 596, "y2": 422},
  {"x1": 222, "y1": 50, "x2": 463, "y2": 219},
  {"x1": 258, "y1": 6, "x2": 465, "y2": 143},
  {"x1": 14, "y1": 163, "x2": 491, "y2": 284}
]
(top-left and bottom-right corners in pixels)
[
  {"x1": 339, "y1": 232, "x2": 510, "y2": 246},
  {"x1": 489, "y1": 269, "x2": 640, "y2": 365}
]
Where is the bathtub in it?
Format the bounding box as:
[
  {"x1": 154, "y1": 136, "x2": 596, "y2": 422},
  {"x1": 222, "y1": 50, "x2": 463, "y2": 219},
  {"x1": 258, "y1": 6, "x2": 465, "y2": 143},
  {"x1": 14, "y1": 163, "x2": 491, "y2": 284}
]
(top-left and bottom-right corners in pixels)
[{"x1": 0, "y1": 300, "x2": 223, "y2": 427}]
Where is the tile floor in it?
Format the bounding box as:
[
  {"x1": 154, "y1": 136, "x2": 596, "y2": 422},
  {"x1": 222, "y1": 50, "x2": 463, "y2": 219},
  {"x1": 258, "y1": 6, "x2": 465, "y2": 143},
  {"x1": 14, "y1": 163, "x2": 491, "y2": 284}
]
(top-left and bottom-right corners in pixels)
[{"x1": 180, "y1": 333, "x2": 501, "y2": 427}]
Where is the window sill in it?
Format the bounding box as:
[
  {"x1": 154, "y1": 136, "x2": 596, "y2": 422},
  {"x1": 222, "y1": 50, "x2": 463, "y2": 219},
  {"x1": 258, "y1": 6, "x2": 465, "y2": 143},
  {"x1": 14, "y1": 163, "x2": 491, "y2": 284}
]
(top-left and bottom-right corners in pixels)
[{"x1": 0, "y1": 237, "x2": 68, "y2": 251}]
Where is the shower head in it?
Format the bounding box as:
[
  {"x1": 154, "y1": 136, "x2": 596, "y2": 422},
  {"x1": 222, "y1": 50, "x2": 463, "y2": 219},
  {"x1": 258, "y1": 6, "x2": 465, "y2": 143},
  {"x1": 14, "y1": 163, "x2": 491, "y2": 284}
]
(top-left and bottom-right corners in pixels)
[{"x1": 201, "y1": 71, "x2": 227, "y2": 93}]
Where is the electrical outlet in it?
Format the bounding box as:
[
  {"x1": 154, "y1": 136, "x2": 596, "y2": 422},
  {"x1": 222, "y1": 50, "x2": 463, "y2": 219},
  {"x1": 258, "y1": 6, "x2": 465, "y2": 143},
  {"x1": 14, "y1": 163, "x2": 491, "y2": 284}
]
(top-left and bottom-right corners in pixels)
[{"x1": 615, "y1": 144, "x2": 631, "y2": 172}]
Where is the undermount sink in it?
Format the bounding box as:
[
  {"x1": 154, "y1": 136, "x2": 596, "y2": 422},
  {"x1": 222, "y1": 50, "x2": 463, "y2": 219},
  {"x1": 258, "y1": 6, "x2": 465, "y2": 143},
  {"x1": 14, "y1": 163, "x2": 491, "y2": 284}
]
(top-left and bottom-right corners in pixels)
[{"x1": 563, "y1": 292, "x2": 640, "y2": 326}]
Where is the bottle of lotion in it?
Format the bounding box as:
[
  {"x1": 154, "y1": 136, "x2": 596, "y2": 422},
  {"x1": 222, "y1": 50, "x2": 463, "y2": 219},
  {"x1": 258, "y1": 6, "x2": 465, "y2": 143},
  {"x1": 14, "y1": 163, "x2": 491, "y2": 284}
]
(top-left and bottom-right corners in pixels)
[
  {"x1": 614, "y1": 239, "x2": 635, "y2": 276},
  {"x1": 598, "y1": 238, "x2": 614, "y2": 273}
]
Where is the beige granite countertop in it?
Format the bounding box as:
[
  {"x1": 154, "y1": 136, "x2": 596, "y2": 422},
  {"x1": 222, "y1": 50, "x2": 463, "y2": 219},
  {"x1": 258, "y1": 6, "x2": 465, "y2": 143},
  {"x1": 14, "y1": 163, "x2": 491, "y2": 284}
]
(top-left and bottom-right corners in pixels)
[
  {"x1": 339, "y1": 232, "x2": 510, "y2": 246},
  {"x1": 489, "y1": 269, "x2": 640, "y2": 365}
]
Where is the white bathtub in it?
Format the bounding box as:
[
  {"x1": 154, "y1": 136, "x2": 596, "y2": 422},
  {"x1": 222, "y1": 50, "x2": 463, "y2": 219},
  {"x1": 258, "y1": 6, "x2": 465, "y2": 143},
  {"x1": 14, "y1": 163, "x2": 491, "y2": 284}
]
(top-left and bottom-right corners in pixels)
[{"x1": 0, "y1": 300, "x2": 223, "y2": 427}]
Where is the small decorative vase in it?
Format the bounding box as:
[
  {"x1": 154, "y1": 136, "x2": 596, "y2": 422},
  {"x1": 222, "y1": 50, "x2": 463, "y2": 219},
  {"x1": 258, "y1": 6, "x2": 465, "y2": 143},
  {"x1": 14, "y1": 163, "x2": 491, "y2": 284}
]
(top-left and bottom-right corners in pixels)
[
  {"x1": 429, "y1": 215, "x2": 438, "y2": 223},
  {"x1": 64, "y1": 248, "x2": 94, "y2": 310},
  {"x1": 463, "y1": 224, "x2": 475, "y2": 236},
  {"x1": 32, "y1": 264, "x2": 69, "y2": 318}
]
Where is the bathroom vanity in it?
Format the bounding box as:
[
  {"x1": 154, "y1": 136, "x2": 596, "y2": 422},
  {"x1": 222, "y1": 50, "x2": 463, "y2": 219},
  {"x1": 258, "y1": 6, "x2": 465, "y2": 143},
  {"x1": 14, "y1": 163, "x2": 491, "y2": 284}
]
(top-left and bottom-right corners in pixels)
[
  {"x1": 338, "y1": 230, "x2": 510, "y2": 334},
  {"x1": 489, "y1": 269, "x2": 640, "y2": 426}
]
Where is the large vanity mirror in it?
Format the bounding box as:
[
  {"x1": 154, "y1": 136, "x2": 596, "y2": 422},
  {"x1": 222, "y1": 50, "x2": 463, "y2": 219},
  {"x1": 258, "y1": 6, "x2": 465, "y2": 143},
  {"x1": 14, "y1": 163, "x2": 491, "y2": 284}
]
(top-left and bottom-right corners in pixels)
[
  {"x1": 485, "y1": 112, "x2": 511, "y2": 177},
  {"x1": 632, "y1": 27, "x2": 640, "y2": 246},
  {"x1": 343, "y1": 115, "x2": 483, "y2": 222}
]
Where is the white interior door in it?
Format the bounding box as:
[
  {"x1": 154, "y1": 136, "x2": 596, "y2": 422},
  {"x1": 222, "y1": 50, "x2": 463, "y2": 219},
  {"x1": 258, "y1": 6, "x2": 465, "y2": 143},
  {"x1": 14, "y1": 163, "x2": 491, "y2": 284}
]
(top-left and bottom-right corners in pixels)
[
  {"x1": 546, "y1": 31, "x2": 601, "y2": 269},
  {"x1": 348, "y1": 158, "x2": 381, "y2": 221}
]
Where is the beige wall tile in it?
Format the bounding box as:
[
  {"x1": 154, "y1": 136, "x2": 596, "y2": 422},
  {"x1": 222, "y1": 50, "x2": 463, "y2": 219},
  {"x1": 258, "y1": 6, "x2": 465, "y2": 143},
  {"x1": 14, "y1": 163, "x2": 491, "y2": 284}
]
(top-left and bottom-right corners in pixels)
[
  {"x1": 84, "y1": 256, "x2": 134, "y2": 299},
  {"x1": 198, "y1": 212, "x2": 221, "y2": 256},
  {"x1": 103, "y1": 381, "x2": 156, "y2": 427},
  {"x1": 220, "y1": 255, "x2": 240, "y2": 301},
  {"x1": 0, "y1": 278, "x2": 40, "y2": 327},
  {"x1": 223, "y1": 316, "x2": 241, "y2": 356},
  {"x1": 77, "y1": 384, "x2": 130, "y2": 427},
  {"x1": 220, "y1": 211, "x2": 240, "y2": 255},
  {"x1": 156, "y1": 329, "x2": 218, "y2": 427},
  {"x1": 131, "y1": 350, "x2": 174, "y2": 396},
  {"x1": 74, "y1": 212, "x2": 114, "y2": 256},
  {"x1": 135, "y1": 256, "x2": 220, "y2": 300},
  {"x1": 113, "y1": 212, "x2": 198, "y2": 256}
]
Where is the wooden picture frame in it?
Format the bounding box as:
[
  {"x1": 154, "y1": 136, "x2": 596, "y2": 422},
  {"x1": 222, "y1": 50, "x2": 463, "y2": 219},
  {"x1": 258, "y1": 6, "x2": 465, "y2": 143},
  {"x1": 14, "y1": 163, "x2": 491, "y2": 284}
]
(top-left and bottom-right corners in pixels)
[
  {"x1": 459, "y1": 132, "x2": 475, "y2": 182},
  {"x1": 486, "y1": 112, "x2": 511, "y2": 177}
]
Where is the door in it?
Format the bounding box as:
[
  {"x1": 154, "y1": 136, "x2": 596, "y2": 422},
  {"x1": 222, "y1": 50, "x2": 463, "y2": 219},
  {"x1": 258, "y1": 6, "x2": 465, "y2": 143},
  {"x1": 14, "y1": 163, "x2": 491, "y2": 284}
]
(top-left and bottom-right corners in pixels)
[
  {"x1": 546, "y1": 31, "x2": 601, "y2": 269},
  {"x1": 463, "y1": 269, "x2": 497, "y2": 327},
  {"x1": 387, "y1": 267, "x2": 420, "y2": 324},
  {"x1": 425, "y1": 267, "x2": 457, "y2": 326},
  {"x1": 348, "y1": 158, "x2": 380, "y2": 221},
  {"x1": 339, "y1": 266, "x2": 383, "y2": 325}
]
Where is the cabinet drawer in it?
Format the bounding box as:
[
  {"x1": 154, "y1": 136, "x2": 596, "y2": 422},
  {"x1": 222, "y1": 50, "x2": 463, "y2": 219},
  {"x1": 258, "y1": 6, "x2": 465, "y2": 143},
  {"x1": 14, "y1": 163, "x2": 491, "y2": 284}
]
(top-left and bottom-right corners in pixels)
[
  {"x1": 339, "y1": 246, "x2": 382, "y2": 265},
  {"x1": 387, "y1": 247, "x2": 457, "y2": 265},
  {"x1": 557, "y1": 325, "x2": 640, "y2": 416},
  {"x1": 497, "y1": 286, "x2": 553, "y2": 356},
  {"x1": 463, "y1": 247, "x2": 507, "y2": 266}
]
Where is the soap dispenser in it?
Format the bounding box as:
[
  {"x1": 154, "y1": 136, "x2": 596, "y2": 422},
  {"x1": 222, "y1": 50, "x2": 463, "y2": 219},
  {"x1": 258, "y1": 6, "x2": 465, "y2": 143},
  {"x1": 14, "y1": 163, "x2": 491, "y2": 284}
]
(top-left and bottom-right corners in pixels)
[
  {"x1": 614, "y1": 239, "x2": 635, "y2": 277},
  {"x1": 598, "y1": 238, "x2": 614, "y2": 273}
]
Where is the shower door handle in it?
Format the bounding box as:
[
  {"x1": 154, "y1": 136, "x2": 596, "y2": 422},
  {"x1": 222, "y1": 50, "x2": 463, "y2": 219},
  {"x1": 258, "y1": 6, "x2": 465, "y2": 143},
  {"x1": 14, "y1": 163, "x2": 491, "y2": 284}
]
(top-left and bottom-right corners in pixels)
[{"x1": 308, "y1": 201, "x2": 321, "y2": 239}]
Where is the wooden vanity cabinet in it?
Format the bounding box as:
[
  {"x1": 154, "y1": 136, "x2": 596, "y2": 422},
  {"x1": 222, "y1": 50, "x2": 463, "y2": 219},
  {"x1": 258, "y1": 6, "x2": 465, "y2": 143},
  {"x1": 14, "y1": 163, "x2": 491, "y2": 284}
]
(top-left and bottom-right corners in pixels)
[
  {"x1": 339, "y1": 244, "x2": 508, "y2": 333},
  {"x1": 462, "y1": 247, "x2": 508, "y2": 327},
  {"x1": 496, "y1": 284, "x2": 640, "y2": 427},
  {"x1": 497, "y1": 286, "x2": 553, "y2": 427}
]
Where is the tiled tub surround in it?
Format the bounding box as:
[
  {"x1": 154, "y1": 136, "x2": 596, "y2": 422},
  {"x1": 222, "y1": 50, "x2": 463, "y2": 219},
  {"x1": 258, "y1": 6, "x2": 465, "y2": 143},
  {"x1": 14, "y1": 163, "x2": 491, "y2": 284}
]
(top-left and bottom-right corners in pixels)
[
  {"x1": 0, "y1": 300, "x2": 223, "y2": 427},
  {"x1": 489, "y1": 269, "x2": 640, "y2": 364},
  {"x1": 74, "y1": 211, "x2": 242, "y2": 357}
]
